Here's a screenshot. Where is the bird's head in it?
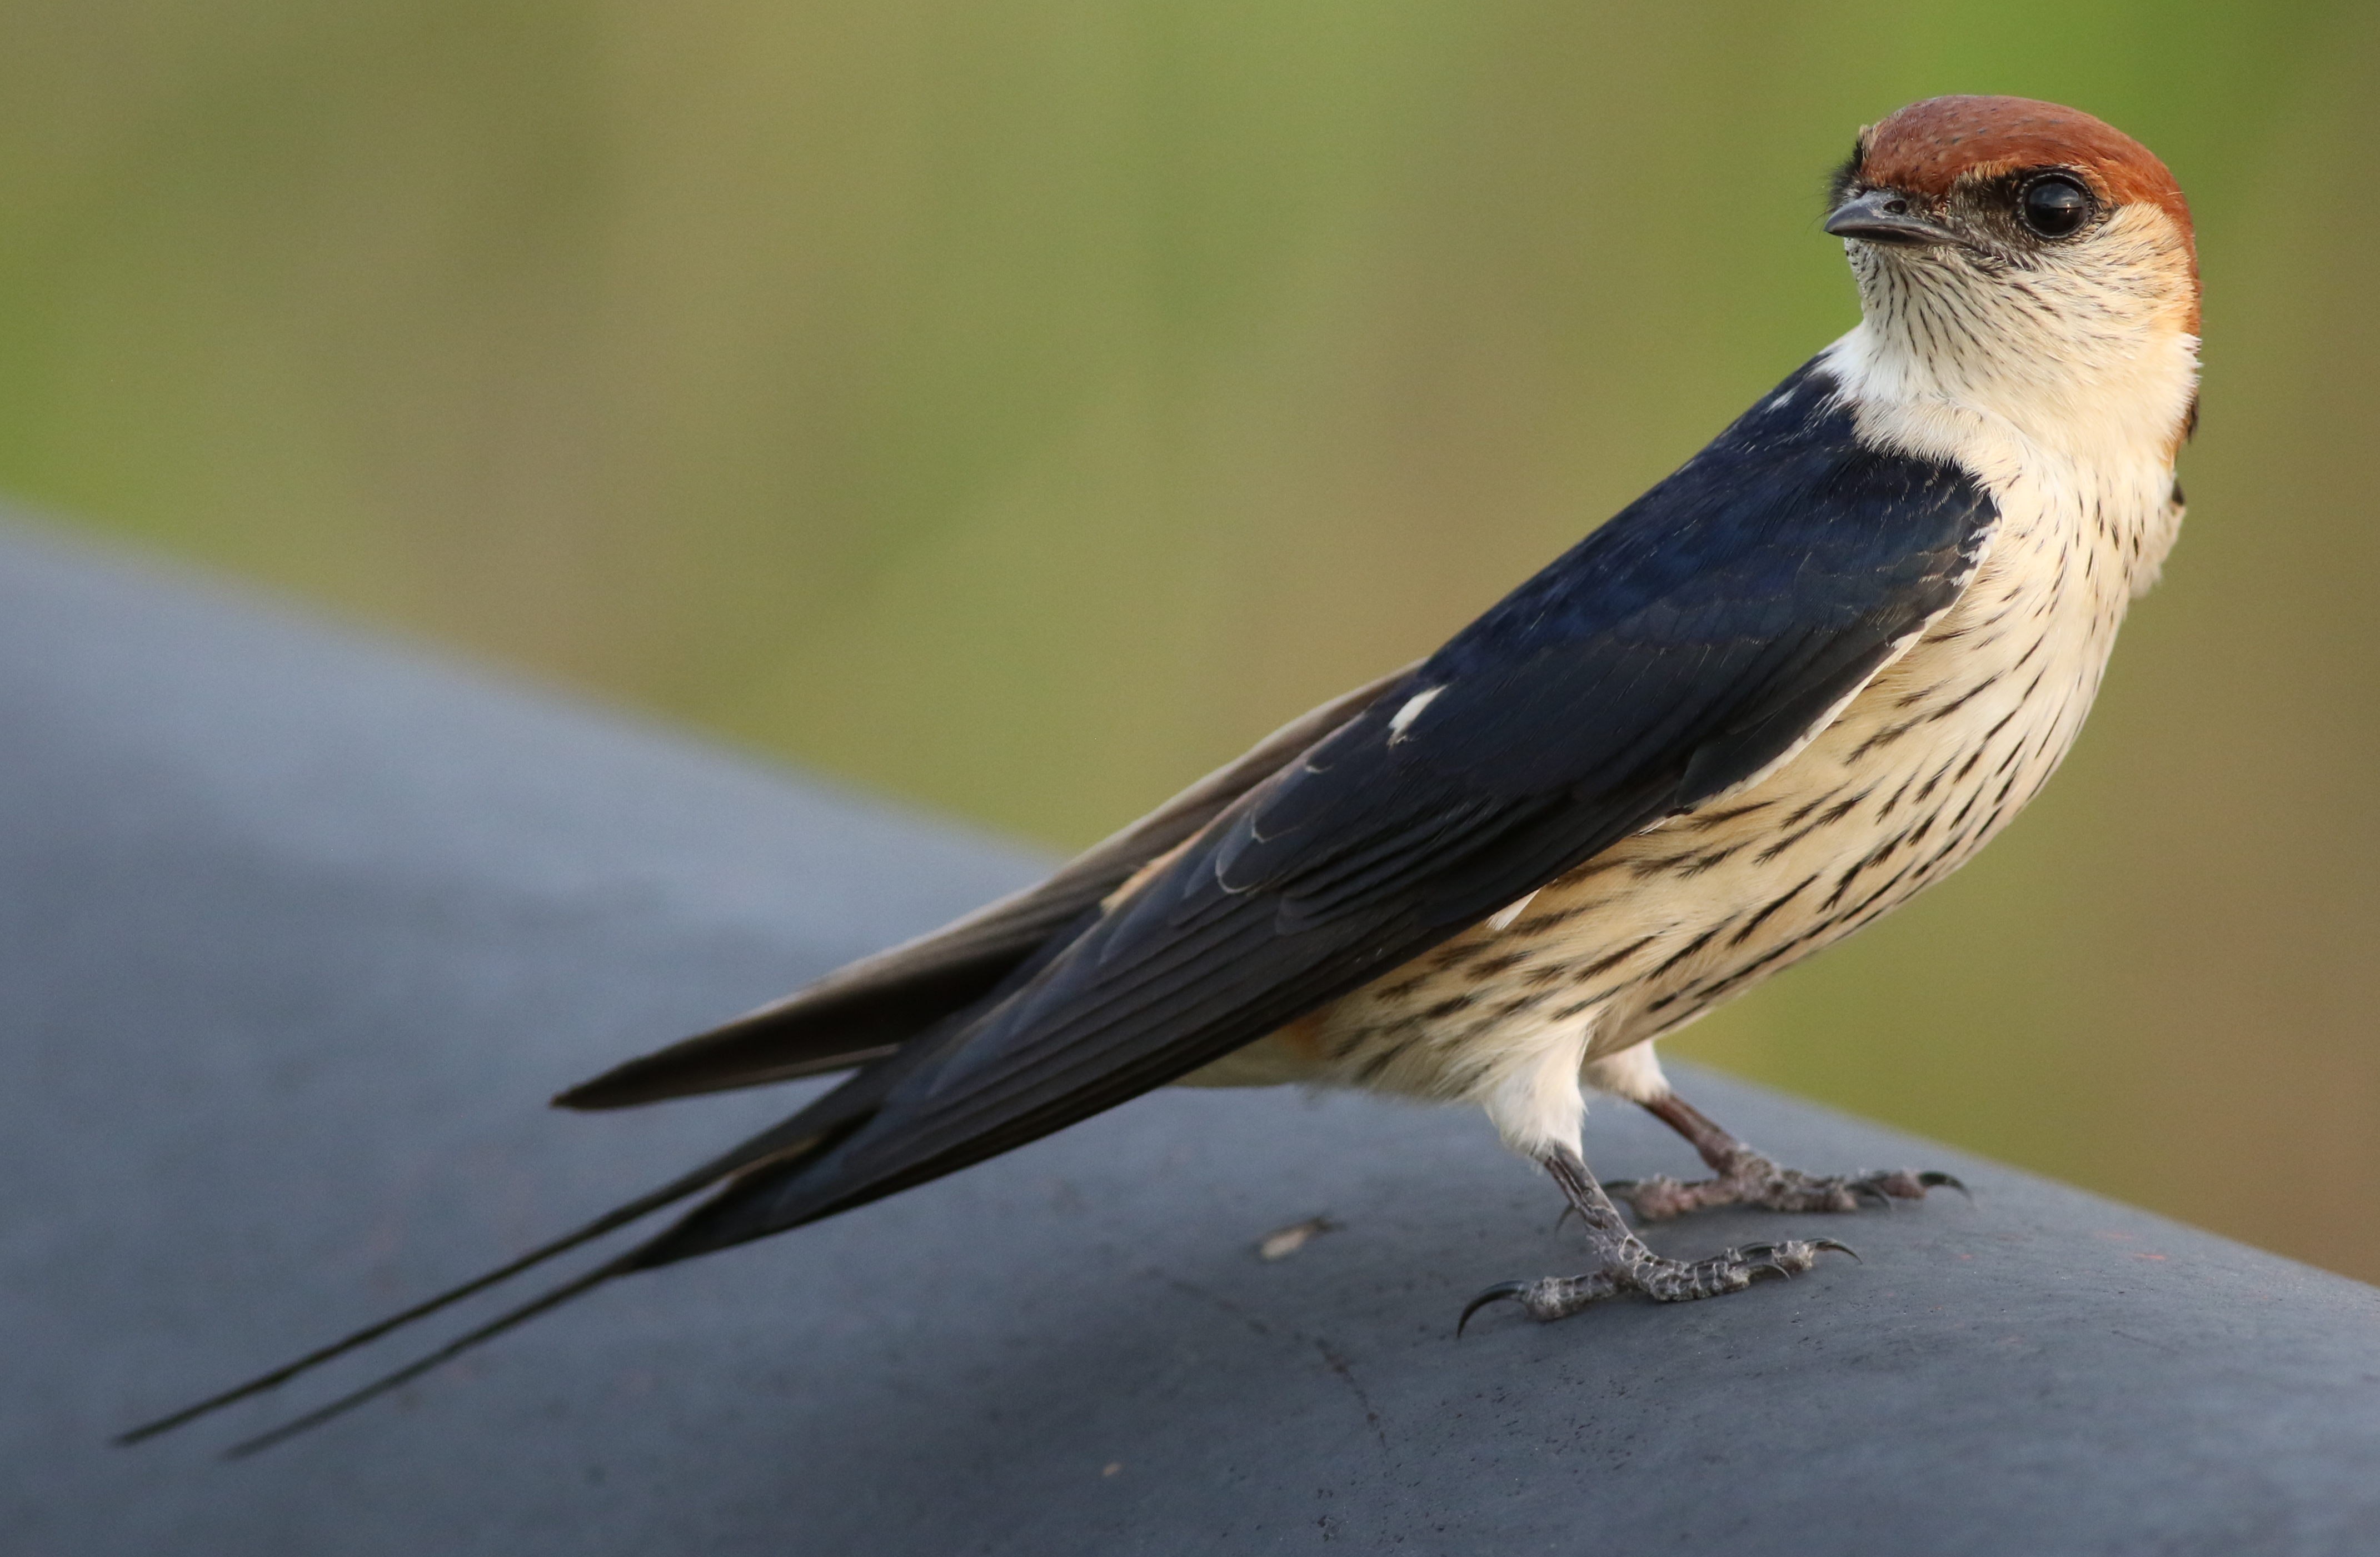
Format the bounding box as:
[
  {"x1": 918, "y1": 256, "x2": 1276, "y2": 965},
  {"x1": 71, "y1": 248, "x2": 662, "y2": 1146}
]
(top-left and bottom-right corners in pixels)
[{"x1": 1825, "y1": 96, "x2": 2198, "y2": 460}]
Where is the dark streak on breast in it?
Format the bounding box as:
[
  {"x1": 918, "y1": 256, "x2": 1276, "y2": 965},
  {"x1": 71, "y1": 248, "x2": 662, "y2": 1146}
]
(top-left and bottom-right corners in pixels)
[
  {"x1": 1672, "y1": 799, "x2": 1779, "y2": 832},
  {"x1": 1728, "y1": 874, "x2": 1820, "y2": 947},
  {"x1": 1646, "y1": 921, "x2": 1733, "y2": 982}
]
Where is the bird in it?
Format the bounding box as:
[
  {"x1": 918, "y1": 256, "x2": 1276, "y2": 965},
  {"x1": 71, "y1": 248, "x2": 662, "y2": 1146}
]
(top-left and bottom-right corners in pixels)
[{"x1": 122, "y1": 93, "x2": 2198, "y2": 1454}]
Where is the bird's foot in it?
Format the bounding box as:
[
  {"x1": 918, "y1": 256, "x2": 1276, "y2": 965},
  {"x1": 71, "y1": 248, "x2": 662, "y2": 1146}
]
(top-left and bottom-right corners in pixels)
[
  {"x1": 1460, "y1": 1145, "x2": 1854, "y2": 1332},
  {"x1": 1609, "y1": 1159, "x2": 1963, "y2": 1222},
  {"x1": 1620, "y1": 1092, "x2": 1963, "y2": 1222},
  {"x1": 1461, "y1": 1235, "x2": 1852, "y2": 1329}
]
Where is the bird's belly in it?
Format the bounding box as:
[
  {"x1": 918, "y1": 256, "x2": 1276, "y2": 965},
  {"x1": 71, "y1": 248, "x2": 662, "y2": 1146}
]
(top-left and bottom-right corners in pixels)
[{"x1": 1185, "y1": 520, "x2": 2133, "y2": 1101}]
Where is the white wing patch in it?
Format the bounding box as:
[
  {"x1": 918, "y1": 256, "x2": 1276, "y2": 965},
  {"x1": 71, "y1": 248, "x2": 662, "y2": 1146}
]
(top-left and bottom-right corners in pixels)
[
  {"x1": 1386, "y1": 685, "x2": 1444, "y2": 744},
  {"x1": 1482, "y1": 889, "x2": 1540, "y2": 934}
]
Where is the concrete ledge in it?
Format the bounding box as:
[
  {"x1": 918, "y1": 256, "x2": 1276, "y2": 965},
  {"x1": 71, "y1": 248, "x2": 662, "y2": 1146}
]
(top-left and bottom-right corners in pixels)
[{"x1": 5, "y1": 519, "x2": 2378, "y2": 1556}]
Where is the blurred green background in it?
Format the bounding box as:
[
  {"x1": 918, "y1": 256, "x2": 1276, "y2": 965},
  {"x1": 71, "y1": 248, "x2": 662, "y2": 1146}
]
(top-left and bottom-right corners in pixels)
[{"x1": 2, "y1": 2, "x2": 2376, "y2": 1276}]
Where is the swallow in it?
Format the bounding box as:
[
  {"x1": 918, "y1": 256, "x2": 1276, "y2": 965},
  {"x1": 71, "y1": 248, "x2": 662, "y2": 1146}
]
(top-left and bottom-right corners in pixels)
[{"x1": 123, "y1": 94, "x2": 2199, "y2": 1453}]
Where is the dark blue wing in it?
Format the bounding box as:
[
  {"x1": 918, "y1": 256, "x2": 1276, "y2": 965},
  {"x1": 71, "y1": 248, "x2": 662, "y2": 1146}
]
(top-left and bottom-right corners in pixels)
[{"x1": 636, "y1": 357, "x2": 1998, "y2": 1259}]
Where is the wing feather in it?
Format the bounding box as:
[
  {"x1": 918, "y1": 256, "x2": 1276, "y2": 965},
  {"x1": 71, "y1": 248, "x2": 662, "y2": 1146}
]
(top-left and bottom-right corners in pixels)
[{"x1": 553, "y1": 662, "x2": 1418, "y2": 1107}]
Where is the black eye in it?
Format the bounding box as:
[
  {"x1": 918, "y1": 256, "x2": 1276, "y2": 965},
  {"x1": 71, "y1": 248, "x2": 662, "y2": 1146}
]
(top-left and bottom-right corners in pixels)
[{"x1": 2020, "y1": 174, "x2": 2092, "y2": 238}]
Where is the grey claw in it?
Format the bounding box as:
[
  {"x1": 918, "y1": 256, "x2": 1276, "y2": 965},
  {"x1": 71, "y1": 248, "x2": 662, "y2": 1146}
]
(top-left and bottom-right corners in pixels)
[
  {"x1": 1920, "y1": 1171, "x2": 1971, "y2": 1199},
  {"x1": 1809, "y1": 1237, "x2": 1860, "y2": 1262},
  {"x1": 1852, "y1": 1180, "x2": 1898, "y2": 1208},
  {"x1": 1458, "y1": 1281, "x2": 1533, "y2": 1336},
  {"x1": 1745, "y1": 1260, "x2": 1792, "y2": 1282},
  {"x1": 1732, "y1": 1243, "x2": 1790, "y2": 1276}
]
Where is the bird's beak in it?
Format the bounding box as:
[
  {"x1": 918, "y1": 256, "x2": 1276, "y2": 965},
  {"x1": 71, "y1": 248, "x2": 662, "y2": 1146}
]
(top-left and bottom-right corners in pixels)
[{"x1": 1824, "y1": 188, "x2": 1963, "y2": 249}]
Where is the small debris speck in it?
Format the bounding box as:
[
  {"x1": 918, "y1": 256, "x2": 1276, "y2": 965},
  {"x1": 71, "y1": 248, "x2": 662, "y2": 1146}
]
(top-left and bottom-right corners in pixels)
[
  {"x1": 1258, "y1": 1215, "x2": 1340, "y2": 1261},
  {"x1": 1102, "y1": 1463, "x2": 1122, "y2": 1478}
]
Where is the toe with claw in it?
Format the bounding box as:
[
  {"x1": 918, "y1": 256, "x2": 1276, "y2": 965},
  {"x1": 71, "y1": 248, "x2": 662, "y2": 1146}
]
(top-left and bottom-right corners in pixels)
[
  {"x1": 1623, "y1": 1094, "x2": 1967, "y2": 1222},
  {"x1": 1460, "y1": 1237, "x2": 1856, "y2": 1331},
  {"x1": 1462, "y1": 1146, "x2": 1860, "y2": 1334},
  {"x1": 1614, "y1": 1161, "x2": 1964, "y2": 1221}
]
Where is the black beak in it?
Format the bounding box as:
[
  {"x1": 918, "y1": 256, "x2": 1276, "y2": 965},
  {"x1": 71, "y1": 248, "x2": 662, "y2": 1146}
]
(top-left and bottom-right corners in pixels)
[{"x1": 1824, "y1": 188, "x2": 1963, "y2": 249}]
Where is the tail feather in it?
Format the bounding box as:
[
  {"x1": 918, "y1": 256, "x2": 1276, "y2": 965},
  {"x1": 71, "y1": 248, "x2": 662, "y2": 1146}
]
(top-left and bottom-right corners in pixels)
[
  {"x1": 114, "y1": 1106, "x2": 854, "y2": 1447},
  {"x1": 119, "y1": 947, "x2": 1033, "y2": 1451},
  {"x1": 221, "y1": 1254, "x2": 635, "y2": 1458}
]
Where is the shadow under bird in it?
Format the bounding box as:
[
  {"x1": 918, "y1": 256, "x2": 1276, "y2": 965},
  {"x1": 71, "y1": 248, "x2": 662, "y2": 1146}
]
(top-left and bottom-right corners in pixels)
[{"x1": 123, "y1": 94, "x2": 2201, "y2": 1455}]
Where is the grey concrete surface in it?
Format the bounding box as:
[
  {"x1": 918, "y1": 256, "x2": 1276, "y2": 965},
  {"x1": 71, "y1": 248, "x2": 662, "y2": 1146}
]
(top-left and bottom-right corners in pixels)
[{"x1": 3, "y1": 518, "x2": 2378, "y2": 1556}]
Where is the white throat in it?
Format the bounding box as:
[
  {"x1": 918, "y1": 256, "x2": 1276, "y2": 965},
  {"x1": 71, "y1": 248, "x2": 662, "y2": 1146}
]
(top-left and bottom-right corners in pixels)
[{"x1": 1828, "y1": 204, "x2": 2199, "y2": 471}]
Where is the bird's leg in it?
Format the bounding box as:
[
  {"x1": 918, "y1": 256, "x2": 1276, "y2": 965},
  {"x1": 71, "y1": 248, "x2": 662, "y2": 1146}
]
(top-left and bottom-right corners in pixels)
[
  {"x1": 1460, "y1": 1146, "x2": 1852, "y2": 1328},
  {"x1": 1610, "y1": 1092, "x2": 1962, "y2": 1222}
]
